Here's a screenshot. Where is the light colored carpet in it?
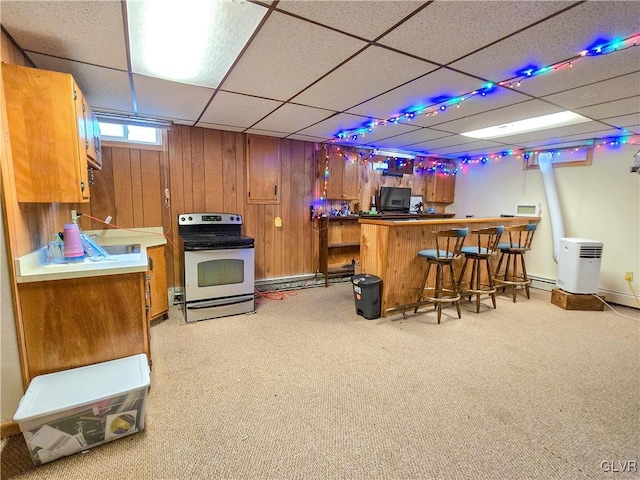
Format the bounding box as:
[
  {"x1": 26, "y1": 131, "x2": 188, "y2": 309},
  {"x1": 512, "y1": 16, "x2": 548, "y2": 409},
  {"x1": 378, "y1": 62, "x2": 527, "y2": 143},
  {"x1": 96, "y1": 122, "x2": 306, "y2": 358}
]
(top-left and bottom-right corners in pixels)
[{"x1": 2, "y1": 283, "x2": 639, "y2": 479}]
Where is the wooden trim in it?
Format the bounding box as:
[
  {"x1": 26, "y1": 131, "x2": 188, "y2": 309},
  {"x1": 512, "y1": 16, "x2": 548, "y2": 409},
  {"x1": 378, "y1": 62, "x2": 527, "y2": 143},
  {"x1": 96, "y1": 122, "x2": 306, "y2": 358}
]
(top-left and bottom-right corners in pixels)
[
  {"x1": 101, "y1": 139, "x2": 165, "y2": 152},
  {"x1": 1, "y1": 421, "x2": 21, "y2": 439}
]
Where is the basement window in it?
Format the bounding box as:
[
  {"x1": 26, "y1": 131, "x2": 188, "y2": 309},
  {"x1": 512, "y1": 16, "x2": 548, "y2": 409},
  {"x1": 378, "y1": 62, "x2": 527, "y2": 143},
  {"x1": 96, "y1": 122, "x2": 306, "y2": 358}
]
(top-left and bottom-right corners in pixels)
[
  {"x1": 524, "y1": 146, "x2": 593, "y2": 170},
  {"x1": 98, "y1": 121, "x2": 162, "y2": 146}
]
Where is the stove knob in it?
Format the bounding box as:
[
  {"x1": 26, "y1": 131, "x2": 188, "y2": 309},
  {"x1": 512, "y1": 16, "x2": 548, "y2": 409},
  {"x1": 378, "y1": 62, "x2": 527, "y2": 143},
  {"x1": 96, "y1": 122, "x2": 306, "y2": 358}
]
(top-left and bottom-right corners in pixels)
[
  {"x1": 180, "y1": 216, "x2": 185, "y2": 222},
  {"x1": 230, "y1": 216, "x2": 235, "y2": 221},
  {"x1": 188, "y1": 216, "x2": 193, "y2": 221}
]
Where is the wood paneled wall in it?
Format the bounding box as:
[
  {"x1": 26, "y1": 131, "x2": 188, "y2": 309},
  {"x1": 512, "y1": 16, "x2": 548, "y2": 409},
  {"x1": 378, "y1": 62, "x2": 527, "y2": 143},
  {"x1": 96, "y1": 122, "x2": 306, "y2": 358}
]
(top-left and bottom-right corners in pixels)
[
  {"x1": 89, "y1": 126, "x2": 320, "y2": 289},
  {"x1": 166, "y1": 126, "x2": 319, "y2": 287}
]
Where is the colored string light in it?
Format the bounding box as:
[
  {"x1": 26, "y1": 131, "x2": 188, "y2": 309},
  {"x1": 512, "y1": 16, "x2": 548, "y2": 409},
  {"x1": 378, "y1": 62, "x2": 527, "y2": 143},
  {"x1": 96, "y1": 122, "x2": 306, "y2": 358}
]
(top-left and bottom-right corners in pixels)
[{"x1": 331, "y1": 33, "x2": 640, "y2": 143}]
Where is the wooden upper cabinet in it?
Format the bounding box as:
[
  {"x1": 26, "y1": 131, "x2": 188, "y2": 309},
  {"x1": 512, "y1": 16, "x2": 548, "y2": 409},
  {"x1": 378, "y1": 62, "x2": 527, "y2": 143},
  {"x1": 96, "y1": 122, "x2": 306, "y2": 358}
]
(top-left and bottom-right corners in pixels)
[
  {"x1": 325, "y1": 148, "x2": 358, "y2": 200},
  {"x1": 83, "y1": 99, "x2": 102, "y2": 170},
  {"x1": 246, "y1": 134, "x2": 280, "y2": 204},
  {"x1": 425, "y1": 167, "x2": 456, "y2": 204},
  {"x1": 2, "y1": 64, "x2": 93, "y2": 203}
]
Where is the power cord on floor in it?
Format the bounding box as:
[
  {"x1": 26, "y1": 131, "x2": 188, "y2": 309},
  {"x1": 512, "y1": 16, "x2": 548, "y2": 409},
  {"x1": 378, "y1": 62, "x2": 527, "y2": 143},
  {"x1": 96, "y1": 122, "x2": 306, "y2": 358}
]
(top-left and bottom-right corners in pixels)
[
  {"x1": 593, "y1": 295, "x2": 640, "y2": 321},
  {"x1": 625, "y1": 278, "x2": 640, "y2": 307}
]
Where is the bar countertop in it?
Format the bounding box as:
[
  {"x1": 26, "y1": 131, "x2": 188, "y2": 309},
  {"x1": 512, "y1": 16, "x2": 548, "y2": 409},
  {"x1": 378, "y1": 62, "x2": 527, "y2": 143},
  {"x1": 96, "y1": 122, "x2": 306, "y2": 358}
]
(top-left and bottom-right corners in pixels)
[
  {"x1": 359, "y1": 216, "x2": 539, "y2": 226},
  {"x1": 358, "y1": 216, "x2": 540, "y2": 316}
]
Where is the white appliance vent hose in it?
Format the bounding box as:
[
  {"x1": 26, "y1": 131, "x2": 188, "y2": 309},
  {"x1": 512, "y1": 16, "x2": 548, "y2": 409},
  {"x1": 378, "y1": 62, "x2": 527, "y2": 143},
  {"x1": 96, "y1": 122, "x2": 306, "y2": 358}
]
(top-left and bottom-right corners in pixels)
[{"x1": 538, "y1": 152, "x2": 565, "y2": 263}]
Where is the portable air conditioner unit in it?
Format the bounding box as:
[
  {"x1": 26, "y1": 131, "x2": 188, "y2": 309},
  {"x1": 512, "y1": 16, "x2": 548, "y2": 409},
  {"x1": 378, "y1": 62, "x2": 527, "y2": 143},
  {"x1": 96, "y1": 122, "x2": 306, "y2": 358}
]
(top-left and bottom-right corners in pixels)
[{"x1": 556, "y1": 238, "x2": 604, "y2": 294}]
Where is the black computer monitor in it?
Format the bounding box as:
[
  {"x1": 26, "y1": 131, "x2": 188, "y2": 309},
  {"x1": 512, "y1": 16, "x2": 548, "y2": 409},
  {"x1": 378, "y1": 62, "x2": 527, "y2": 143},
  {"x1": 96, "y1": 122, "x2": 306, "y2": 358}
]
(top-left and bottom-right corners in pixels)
[{"x1": 379, "y1": 187, "x2": 411, "y2": 213}]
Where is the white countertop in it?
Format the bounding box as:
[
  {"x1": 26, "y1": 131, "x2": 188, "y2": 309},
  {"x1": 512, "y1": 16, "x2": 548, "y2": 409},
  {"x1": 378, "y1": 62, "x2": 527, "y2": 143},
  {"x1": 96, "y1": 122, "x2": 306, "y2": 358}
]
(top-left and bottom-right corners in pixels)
[{"x1": 15, "y1": 226, "x2": 168, "y2": 283}]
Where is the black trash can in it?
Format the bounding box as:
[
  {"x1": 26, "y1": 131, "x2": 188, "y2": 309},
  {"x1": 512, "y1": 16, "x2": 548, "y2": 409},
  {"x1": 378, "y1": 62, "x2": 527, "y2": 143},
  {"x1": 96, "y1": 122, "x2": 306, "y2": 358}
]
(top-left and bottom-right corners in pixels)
[{"x1": 352, "y1": 274, "x2": 382, "y2": 320}]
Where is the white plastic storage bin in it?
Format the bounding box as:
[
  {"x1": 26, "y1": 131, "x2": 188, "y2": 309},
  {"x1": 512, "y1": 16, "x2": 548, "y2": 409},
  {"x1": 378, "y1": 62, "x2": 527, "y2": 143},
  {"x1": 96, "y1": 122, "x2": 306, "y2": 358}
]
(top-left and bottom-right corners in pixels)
[{"x1": 13, "y1": 354, "x2": 150, "y2": 466}]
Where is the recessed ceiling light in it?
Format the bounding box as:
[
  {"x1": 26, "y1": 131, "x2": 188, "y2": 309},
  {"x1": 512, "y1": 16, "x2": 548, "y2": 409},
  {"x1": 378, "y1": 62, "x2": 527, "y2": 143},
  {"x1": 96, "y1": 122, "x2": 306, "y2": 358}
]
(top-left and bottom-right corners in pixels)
[
  {"x1": 460, "y1": 111, "x2": 591, "y2": 139},
  {"x1": 127, "y1": 0, "x2": 267, "y2": 88}
]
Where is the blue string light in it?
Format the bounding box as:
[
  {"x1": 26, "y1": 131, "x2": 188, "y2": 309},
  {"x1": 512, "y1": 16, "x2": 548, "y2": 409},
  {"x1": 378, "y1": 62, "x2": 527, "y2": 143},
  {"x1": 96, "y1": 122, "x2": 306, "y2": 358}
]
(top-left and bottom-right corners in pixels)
[{"x1": 332, "y1": 34, "x2": 639, "y2": 143}]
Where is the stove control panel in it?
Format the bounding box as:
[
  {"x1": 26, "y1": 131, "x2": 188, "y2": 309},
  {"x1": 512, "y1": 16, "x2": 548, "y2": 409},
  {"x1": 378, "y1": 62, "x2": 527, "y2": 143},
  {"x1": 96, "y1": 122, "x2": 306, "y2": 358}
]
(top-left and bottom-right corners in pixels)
[{"x1": 178, "y1": 213, "x2": 243, "y2": 225}]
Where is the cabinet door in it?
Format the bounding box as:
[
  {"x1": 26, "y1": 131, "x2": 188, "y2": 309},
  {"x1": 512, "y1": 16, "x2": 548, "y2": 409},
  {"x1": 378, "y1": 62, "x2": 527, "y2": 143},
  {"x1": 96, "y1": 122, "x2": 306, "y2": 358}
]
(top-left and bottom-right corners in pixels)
[
  {"x1": 426, "y1": 170, "x2": 456, "y2": 203},
  {"x1": 326, "y1": 149, "x2": 358, "y2": 200},
  {"x1": 246, "y1": 135, "x2": 280, "y2": 204},
  {"x1": 147, "y1": 245, "x2": 169, "y2": 319},
  {"x1": 83, "y1": 100, "x2": 102, "y2": 170},
  {"x1": 2, "y1": 64, "x2": 90, "y2": 203},
  {"x1": 18, "y1": 273, "x2": 149, "y2": 381}
]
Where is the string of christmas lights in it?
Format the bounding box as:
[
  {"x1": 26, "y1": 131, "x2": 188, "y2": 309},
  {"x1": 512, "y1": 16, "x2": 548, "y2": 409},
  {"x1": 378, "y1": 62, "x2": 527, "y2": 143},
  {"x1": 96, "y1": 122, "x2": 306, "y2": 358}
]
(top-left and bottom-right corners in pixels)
[
  {"x1": 321, "y1": 134, "x2": 639, "y2": 184},
  {"x1": 332, "y1": 33, "x2": 640, "y2": 143}
]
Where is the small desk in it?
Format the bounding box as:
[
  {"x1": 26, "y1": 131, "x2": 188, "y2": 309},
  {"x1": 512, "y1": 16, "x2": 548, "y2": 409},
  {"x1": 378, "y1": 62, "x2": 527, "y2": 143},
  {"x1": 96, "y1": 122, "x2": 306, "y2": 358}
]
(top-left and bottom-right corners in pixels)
[{"x1": 358, "y1": 216, "x2": 540, "y2": 316}]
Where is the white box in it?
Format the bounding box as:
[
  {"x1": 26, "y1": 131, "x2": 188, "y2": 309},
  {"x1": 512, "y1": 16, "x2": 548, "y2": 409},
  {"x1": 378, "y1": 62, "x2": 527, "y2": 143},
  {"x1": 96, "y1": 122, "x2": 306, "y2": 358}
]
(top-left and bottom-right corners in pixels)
[{"x1": 13, "y1": 354, "x2": 150, "y2": 466}]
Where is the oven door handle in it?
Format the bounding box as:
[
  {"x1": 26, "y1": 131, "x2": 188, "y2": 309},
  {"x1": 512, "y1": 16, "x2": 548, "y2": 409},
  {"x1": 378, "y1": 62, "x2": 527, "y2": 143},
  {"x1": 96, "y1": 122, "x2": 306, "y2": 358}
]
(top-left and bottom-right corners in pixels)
[
  {"x1": 184, "y1": 244, "x2": 254, "y2": 251},
  {"x1": 187, "y1": 295, "x2": 254, "y2": 309}
]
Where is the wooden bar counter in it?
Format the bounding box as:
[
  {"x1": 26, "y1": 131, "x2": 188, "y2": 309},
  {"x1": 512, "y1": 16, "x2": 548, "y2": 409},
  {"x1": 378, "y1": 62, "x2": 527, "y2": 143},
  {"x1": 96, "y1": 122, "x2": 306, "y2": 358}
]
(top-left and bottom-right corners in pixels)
[{"x1": 358, "y1": 216, "x2": 540, "y2": 316}]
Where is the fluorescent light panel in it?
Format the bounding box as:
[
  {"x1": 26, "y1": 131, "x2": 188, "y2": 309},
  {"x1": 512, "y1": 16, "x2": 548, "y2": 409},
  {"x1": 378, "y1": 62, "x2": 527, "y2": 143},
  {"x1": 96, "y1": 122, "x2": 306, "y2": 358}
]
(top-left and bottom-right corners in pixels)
[
  {"x1": 460, "y1": 111, "x2": 591, "y2": 139},
  {"x1": 126, "y1": 0, "x2": 267, "y2": 88},
  {"x1": 374, "y1": 149, "x2": 415, "y2": 159}
]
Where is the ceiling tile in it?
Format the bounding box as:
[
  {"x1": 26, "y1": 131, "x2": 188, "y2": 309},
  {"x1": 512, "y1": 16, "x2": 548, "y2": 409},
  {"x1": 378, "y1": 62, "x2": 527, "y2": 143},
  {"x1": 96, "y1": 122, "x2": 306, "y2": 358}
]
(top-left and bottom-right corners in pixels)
[
  {"x1": 346, "y1": 68, "x2": 489, "y2": 120},
  {"x1": 243, "y1": 128, "x2": 290, "y2": 138},
  {"x1": 196, "y1": 123, "x2": 245, "y2": 133},
  {"x1": 517, "y1": 128, "x2": 634, "y2": 148},
  {"x1": 27, "y1": 53, "x2": 133, "y2": 113},
  {"x1": 427, "y1": 140, "x2": 508, "y2": 156},
  {"x1": 367, "y1": 128, "x2": 451, "y2": 149},
  {"x1": 542, "y1": 73, "x2": 640, "y2": 110},
  {"x1": 1, "y1": 0, "x2": 128, "y2": 70},
  {"x1": 199, "y1": 91, "x2": 283, "y2": 129},
  {"x1": 406, "y1": 134, "x2": 475, "y2": 151},
  {"x1": 345, "y1": 122, "x2": 421, "y2": 146},
  {"x1": 127, "y1": 0, "x2": 268, "y2": 89},
  {"x1": 277, "y1": 1, "x2": 423, "y2": 40},
  {"x1": 599, "y1": 114, "x2": 640, "y2": 129},
  {"x1": 491, "y1": 120, "x2": 614, "y2": 145},
  {"x1": 253, "y1": 104, "x2": 335, "y2": 133},
  {"x1": 450, "y1": 1, "x2": 640, "y2": 82},
  {"x1": 513, "y1": 48, "x2": 640, "y2": 98},
  {"x1": 297, "y1": 112, "x2": 369, "y2": 138},
  {"x1": 133, "y1": 75, "x2": 213, "y2": 122},
  {"x1": 292, "y1": 46, "x2": 438, "y2": 111},
  {"x1": 575, "y1": 96, "x2": 640, "y2": 121},
  {"x1": 378, "y1": 1, "x2": 571, "y2": 65},
  {"x1": 407, "y1": 86, "x2": 534, "y2": 129},
  {"x1": 286, "y1": 133, "x2": 329, "y2": 143},
  {"x1": 433, "y1": 100, "x2": 565, "y2": 135},
  {"x1": 221, "y1": 11, "x2": 367, "y2": 100}
]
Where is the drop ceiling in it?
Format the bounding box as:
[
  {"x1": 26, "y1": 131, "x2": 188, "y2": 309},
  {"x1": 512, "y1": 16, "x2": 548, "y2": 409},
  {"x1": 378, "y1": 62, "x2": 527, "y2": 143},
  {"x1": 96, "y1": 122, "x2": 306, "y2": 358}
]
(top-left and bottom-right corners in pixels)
[{"x1": 2, "y1": 0, "x2": 639, "y2": 159}]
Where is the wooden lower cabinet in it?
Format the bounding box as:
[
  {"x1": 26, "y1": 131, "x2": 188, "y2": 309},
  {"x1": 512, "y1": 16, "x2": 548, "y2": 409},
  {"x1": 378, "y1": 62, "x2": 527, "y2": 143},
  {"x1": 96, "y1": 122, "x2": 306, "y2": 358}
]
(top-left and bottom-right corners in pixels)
[
  {"x1": 147, "y1": 245, "x2": 168, "y2": 320},
  {"x1": 18, "y1": 273, "x2": 150, "y2": 382}
]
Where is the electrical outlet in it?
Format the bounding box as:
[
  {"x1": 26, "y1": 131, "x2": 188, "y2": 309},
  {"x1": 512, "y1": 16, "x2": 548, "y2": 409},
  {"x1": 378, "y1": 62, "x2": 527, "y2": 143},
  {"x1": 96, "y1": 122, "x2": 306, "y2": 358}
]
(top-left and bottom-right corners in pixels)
[{"x1": 625, "y1": 272, "x2": 634, "y2": 282}]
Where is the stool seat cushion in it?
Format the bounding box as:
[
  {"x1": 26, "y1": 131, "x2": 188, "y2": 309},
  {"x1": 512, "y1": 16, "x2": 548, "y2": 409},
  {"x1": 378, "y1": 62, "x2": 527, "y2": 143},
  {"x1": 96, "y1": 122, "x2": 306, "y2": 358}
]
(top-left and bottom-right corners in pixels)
[
  {"x1": 498, "y1": 242, "x2": 526, "y2": 250},
  {"x1": 418, "y1": 249, "x2": 456, "y2": 259},
  {"x1": 462, "y1": 246, "x2": 488, "y2": 255}
]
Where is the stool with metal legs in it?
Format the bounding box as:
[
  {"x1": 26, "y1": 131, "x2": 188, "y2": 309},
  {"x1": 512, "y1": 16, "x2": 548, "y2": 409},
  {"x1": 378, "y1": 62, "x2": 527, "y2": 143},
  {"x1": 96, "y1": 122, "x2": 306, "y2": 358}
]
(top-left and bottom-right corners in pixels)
[
  {"x1": 414, "y1": 228, "x2": 468, "y2": 323},
  {"x1": 457, "y1": 226, "x2": 504, "y2": 313},
  {"x1": 493, "y1": 223, "x2": 537, "y2": 302}
]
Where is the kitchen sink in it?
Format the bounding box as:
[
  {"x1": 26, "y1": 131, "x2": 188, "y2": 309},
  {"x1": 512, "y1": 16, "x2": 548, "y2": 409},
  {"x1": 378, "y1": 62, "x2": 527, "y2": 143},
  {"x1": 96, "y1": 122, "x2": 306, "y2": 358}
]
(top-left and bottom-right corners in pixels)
[{"x1": 102, "y1": 244, "x2": 141, "y2": 255}]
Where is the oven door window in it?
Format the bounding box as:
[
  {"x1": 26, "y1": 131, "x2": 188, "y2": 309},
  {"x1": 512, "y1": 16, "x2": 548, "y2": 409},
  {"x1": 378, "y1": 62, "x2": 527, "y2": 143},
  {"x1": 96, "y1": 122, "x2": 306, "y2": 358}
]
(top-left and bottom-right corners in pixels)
[{"x1": 198, "y1": 258, "x2": 245, "y2": 287}]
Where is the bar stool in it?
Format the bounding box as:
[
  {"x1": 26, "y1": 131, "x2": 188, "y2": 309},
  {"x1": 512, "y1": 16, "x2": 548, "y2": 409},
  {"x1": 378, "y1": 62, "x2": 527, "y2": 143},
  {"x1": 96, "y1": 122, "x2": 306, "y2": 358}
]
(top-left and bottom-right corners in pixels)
[
  {"x1": 414, "y1": 228, "x2": 468, "y2": 323},
  {"x1": 457, "y1": 226, "x2": 504, "y2": 313},
  {"x1": 493, "y1": 223, "x2": 537, "y2": 302}
]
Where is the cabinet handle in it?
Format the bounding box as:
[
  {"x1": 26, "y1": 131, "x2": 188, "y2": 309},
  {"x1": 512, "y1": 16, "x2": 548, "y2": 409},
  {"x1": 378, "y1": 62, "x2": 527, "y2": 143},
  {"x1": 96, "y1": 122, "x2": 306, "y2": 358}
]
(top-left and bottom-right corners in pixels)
[
  {"x1": 80, "y1": 181, "x2": 85, "y2": 191},
  {"x1": 149, "y1": 257, "x2": 154, "y2": 271},
  {"x1": 274, "y1": 185, "x2": 278, "y2": 196}
]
